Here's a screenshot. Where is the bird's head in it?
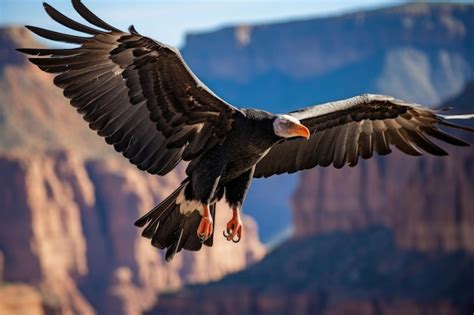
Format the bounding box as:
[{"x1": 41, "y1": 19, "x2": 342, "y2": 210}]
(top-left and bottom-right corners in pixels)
[{"x1": 273, "y1": 114, "x2": 310, "y2": 139}]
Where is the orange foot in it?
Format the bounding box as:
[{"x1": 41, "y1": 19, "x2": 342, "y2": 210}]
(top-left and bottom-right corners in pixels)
[
  {"x1": 223, "y1": 207, "x2": 243, "y2": 243},
  {"x1": 197, "y1": 204, "x2": 213, "y2": 242}
]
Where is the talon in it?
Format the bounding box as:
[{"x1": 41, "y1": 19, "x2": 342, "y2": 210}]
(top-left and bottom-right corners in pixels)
[
  {"x1": 197, "y1": 204, "x2": 213, "y2": 242},
  {"x1": 232, "y1": 234, "x2": 241, "y2": 243},
  {"x1": 224, "y1": 206, "x2": 243, "y2": 242},
  {"x1": 232, "y1": 226, "x2": 242, "y2": 243}
]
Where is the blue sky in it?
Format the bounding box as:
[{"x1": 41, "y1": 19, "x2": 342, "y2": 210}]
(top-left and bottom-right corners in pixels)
[
  {"x1": 2, "y1": 1, "x2": 472, "y2": 48},
  {"x1": 1, "y1": 0, "x2": 411, "y2": 48}
]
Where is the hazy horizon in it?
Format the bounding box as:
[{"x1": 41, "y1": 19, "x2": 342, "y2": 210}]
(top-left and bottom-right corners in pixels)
[{"x1": 1, "y1": 0, "x2": 409, "y2": 47}]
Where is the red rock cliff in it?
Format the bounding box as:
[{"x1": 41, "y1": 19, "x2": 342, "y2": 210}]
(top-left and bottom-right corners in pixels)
[
  {"x1": 292, "y1": 146, "x2": 474, "y2": 253},
  {"x1": 0, "y1": 27, "x2": 264, "y2": 315},
  {"x1": 0, "y1": 152, "x2": 264, "y2": 315}
]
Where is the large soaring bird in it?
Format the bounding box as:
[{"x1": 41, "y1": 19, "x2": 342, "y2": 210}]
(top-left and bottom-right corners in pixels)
[{"x1": 19, "y1": 0, "x2": 474, "y2": 261}]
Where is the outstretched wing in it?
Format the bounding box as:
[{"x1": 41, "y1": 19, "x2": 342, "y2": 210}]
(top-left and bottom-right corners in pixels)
[
  {"x1": 254, "y1": 94, "x2": 474, "y2": 178},
  {"x1": 18, "y1": 0, "x2": 239, "y2": 175}
]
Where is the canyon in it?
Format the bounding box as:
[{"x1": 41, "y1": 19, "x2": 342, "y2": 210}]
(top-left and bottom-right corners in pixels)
[
  {"x1": 1, "y1": 2, "x2": 474, "y2": 315},
  {"x1": 0, "y1": 27, "x2": 264, "y2": 315}
]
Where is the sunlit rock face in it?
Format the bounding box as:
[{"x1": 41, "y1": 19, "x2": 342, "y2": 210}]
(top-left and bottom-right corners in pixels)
[
  {"x1": 0, "y1": 26, "x2": 264, "y2": 315},
  {"x1": 0, "y1": 284, "x2": 45, "y2": 315},
  {"x1": 0, "y1": 152, "x2": 265, "y2": 315},
  {"x1": 292, "y1": 146, "x2": 474, "y2": 253}
]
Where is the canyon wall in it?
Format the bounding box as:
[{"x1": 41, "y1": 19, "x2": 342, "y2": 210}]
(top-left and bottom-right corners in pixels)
[
  {"x1": 2, "y1": 2, "x2": 474, "y2": 315},
  {"x1": 0, "y1": 152, "x2": 264, "y2": 315},
  {"x1": 149, "y1": 228, "x2": 474, "y2": 315},
  {"x1": 0, "y1": 27, "x2": 264, "y2": 315},
  {"x1": 293, "y1": 147, "x2": 474, "y2": 253}
]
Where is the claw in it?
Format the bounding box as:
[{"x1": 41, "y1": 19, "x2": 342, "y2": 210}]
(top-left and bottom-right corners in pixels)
[
  {"x1": 224, "y1": 206, "x2": 243, "y2": 243},
  {"x1": 232, "y1": 232, "x2": 241, "y2": 243},
  {"x1": 197, "y1": 204, "x2": 213, "y2": 242}
]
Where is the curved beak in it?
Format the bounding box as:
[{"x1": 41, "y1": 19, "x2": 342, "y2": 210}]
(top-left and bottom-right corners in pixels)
[{"x1": 289, "y1": 123, "x2": 310, "y2": 139}]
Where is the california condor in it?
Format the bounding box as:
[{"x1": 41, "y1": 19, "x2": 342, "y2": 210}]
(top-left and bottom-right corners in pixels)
[{"x1": 18, "y1": 0, "x2": 474, "y2": 261}]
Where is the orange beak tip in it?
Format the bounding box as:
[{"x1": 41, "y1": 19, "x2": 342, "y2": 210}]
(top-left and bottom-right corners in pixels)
[
  {"x1": 292, "y1": 124, "x2": 310, "y2": 139},
  {"x1": 301, "y1": 125, "x2": 310, "y2": 140}
]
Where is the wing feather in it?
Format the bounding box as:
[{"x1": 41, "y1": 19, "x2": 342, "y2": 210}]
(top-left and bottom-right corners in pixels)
[
  {"x1": 19, "y1": 1, "x2": 239, "y2": 175},
  {"x1": 255, "y1": 94, "x2": 473, "y2": 178}
]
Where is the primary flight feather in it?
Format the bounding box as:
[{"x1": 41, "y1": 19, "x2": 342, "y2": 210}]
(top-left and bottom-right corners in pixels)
[{"x1": 18, "y1": 0, "x2": 474, "y2": 261}]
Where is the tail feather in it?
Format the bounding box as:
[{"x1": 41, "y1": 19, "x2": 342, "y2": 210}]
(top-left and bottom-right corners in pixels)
[
  {"x1": 165, "y1": 222, "x2": 186, "y2": 262},
  {"x1": 134, "y1": 182, "x2": 185, "y2": 228},
  {"x1": 135, "y1": 180, "x2": 217, "y2": 261},
  {"x1": 180, "y1": 212, "x2": 205, "y2": 251},
  {"x1": 152, "y1": 204, "x2": 185, "y2": 249}
]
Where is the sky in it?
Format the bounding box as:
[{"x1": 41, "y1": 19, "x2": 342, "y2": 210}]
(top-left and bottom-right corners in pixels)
[
  {"x1": 0, "y1": 0, "x2": 412, "y2": 48},
  {"x1": 2, "y1": 1, "x2": 473, "y2": 48}
]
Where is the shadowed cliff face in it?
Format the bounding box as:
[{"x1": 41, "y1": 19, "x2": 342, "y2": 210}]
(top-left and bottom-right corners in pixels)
[
  {"x1": 0, "y1": 27, "x2": 264, "y2": 315},
  {"x1": 292, "y1": 145, "x2": 474, "y2": 253},
  {"x1": 149, "y1": 228, "x2": 474, "y2": 315}
]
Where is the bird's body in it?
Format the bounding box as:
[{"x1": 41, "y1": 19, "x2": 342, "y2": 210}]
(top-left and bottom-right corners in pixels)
[
  {"x1": 19, "y1": 0, "x2": 474, "y2": 261},
  {"x1": 193, "y1": 109, "x2": 277, "y2": 183},
  {"x1": 136, "y1": 109, "x2": 281, "y2": 259}
]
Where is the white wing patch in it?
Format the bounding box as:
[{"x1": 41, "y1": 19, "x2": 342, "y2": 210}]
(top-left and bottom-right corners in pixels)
[{"x1": 176, "y1": 184, "x2": 204, "y2": 216}]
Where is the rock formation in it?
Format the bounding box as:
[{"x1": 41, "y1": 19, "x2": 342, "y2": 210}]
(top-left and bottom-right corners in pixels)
[
  {"x1": 0, "y1": 284, "x2": 45, "y2": 315},
  {"x1": 0, "y1": 152, "x2": 264, "y2": 315},
  {"x1": 292, "y1": 146, "x2": 474, "y2": 253},
  {"x1": 1, "y1": 2, "x2": 474, "y2": 314},
  {"x1": 149, "y1": 228, "x2": 474, "y2": 315},
  {"x1": 0, "y1": 26, "x2": 264, "y2": 315}
]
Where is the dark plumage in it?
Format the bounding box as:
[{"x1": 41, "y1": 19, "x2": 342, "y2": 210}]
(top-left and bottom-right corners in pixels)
[{"x1": 19, "y1": 1, "x2": 474, "y2": 261}]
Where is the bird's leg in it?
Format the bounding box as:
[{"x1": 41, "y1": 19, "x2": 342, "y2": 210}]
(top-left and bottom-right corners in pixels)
[
  {"x1": 197, "y1": 203, "x2": 213, "y2": 242},
  {"x1": 223, "y1": 206, "x2": 243, "y2": 243}
]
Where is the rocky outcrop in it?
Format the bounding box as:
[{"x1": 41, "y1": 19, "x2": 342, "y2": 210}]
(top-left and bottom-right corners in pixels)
[
  {"x1": 0, "y1": 27, "x2": 111, "y2": 159},
  {"x1": 0, "y1": 152, "x2": 264, "y2": 315},
  {"x1": 82, "y1": 158, "x2": 264, "y2": 315},
  {"x1": 149, "y1": 228, "x2": 474, "y2": 315},
  {"x1": 292, "y1": 146, "x2": 474, "y2": 253},
  {"x1": 0, "y1": 284, "x2": 45, "y2": 315}
]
